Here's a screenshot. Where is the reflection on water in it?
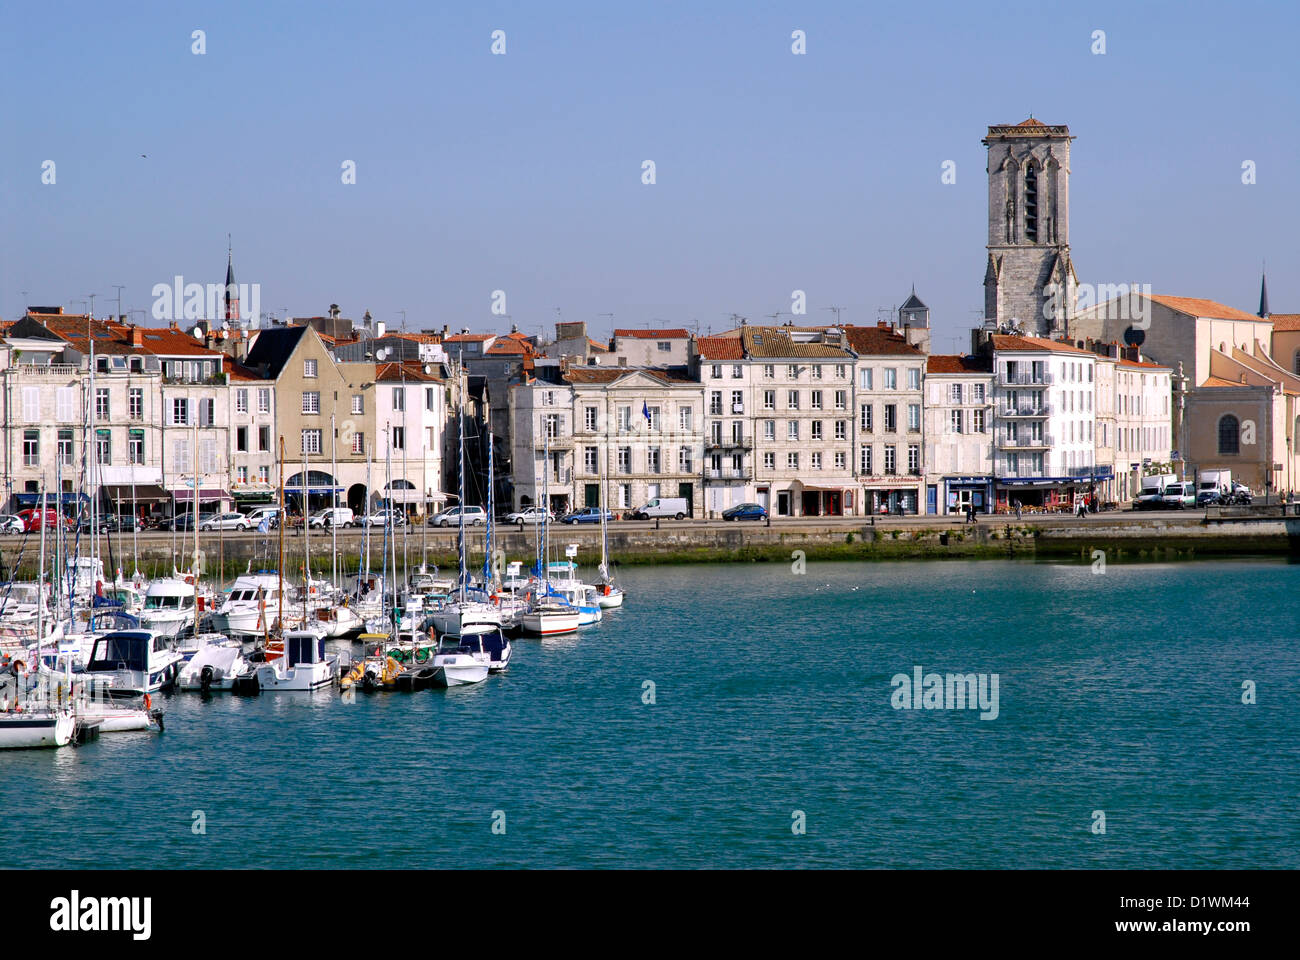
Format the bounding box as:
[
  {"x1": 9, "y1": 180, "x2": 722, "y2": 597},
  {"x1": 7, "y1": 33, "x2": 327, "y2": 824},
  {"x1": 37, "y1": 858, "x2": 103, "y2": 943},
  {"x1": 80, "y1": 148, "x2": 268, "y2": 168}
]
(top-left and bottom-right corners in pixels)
[{"x1": 1, "y1": 559, "x2": 1297, "y2": 869}]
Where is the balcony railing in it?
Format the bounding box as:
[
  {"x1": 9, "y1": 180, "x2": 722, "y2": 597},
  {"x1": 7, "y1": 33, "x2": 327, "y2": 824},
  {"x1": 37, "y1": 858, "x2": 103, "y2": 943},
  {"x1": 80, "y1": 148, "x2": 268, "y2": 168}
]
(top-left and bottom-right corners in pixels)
[
  {"x1": 998, "y1": 371, "x2": 1054, "y2": 386},
  {"x1": 705, "y1": 439, "x2": 752, "y2": 452},
  {"x1": 1000, "y1": 403, "x2": 1053, "y2": 417},
  {"x1": 14, "y1": 364, "x2": 78, "y2": 377},
  {"x1": 996, "y1": 434, "x2": 1053, "y2": 449},
  {"x1": 707, "y1": 468, "x2": 753, "y2": 481}
]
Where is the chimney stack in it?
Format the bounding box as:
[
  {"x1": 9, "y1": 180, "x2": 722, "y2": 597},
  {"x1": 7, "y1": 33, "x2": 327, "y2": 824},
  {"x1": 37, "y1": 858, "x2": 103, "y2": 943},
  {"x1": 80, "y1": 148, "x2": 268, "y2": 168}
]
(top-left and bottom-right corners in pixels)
[{"x1": 129, "y1": 325, "x2": 144, "y2": 349}]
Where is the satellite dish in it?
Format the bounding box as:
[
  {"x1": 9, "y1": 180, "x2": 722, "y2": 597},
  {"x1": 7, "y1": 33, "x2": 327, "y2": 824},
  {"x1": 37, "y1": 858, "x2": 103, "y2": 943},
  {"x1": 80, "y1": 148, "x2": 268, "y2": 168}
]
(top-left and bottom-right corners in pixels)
[
  {"x1": 423, "y1": 364, "x2": 432, "y2": 375},
  {"x1": 1123, "y1": 326, "x2": 1146, "y2": 348},
  {"x1": 376, "y1": 348, "x2": 389, "y2": 361},
  {"x1": 192, "y1": 325, "x2": 205, "y2": 339}
]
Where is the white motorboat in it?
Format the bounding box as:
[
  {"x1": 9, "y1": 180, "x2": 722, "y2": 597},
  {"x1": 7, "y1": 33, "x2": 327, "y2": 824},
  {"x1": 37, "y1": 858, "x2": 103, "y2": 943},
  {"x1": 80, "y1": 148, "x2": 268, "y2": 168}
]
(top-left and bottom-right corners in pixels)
[
  {"x1": 0, "y1": 709, "x2": 75, "y2": 749},
  {"x1": 209, "y1": 572, "x2": 282, "y2": 640},
  {"x1": 428, "y1": 633, "x2": 490, "y2": 687},
  {"x1": 80, "y1": 630, "x2": 185, "y2": 698},
  {"x1": 594, "y1": 582, "x2": 624, "y2": 609},
  {"x1": 308, "y1": 597, "x2": 363, "y2": 638},
  {"x1": 73, "y1": 694, "x2": 164, "y2": 733},
  {"x1": 518, "y1": 593, "x2": 581, "y2": 637},
  {"x1": 453, "y1": 623, "x2": 512, "y2": 673},
  {"x1": 0, "y1": 582, "x2": 63, "y2": 659},
  {"x1": 138, "y1": 578, "x2": 203, "y2": 639},
  {"x1": 428, "y1": 593, "x2": 503, "y2": 636},
  {"x1": 248, "y1": 628, "x2": 338, "y2": 691},
  {"x1": 177, "y1": 639, "x2": 253, "y2": 692}
]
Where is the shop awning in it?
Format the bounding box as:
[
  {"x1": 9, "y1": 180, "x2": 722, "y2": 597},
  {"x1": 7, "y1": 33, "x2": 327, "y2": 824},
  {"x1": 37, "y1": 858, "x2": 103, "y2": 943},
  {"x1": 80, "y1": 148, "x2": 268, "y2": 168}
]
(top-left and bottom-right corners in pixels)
[
  {"x1": 283, "y1": 486, "x2": 344, "y2": 495},
  {"x1": 102, "y1": 484, "x2": 170, "y2": 501},
  {"x1": 169, "y1": 488, "x2": 230, "y2": 502},
  {"x1": 13, "y1": 492, "x2": 89, "y2": 506}
]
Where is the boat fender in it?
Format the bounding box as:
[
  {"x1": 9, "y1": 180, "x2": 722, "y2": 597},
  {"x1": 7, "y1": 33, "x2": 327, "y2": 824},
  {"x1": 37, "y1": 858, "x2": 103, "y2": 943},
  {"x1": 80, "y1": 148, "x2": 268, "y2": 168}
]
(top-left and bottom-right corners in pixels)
[{"x1": 144, "y1": 693, "x2": 152, "y2": 711}]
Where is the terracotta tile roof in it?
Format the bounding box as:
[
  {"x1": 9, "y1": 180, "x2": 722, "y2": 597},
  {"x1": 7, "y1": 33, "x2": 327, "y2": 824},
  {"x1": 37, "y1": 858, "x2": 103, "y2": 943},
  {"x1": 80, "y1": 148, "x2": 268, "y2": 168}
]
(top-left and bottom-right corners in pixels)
[
  {"x1": 1201, "y1": 376, "x2": 1249, "y2": 388},
  {"x1": 1117, "y1": 358, "x2": 1169, "y2": 370},
  {"x1": 613, "y1": 328, "x2": 690, "y2": 339},
  {"x1": 1146, "y1": 295, "x2": 1263, "y2": 323},
  {"x1": 376, "y1": 360, "x2": 442, "y2": 382},
  {"x1": 587, "y1": 338, "x2": 609, "y2": 352},
  {"x1": 696, "y1": 335, "x2": 743, "y2": 360},
  {"x1": 741, "y1": 326, "x2": 854, "y2": 359},
  {"x1": 385, "y1": 332, "x2": 441, "y2": 343},
  {"x1": 226, "y1": 362, "x2": 265, "y2": 381},
  {"x1": 927, "y1": 354, "x2": 992, "y2": 374},
  {"x1": 842, "y1": 324, "x2": 924, "y2": 357},
  {"x1": 990, "y1": 334, "x2": 1095, "y2": 356},
  {"x1": 1268, "y1": 313, "x2": 1300, "y2": 331},
  {"x1": 485, "y1": 338, "x2": 532, "y2": 356},
  {"x1": 444, "y1": 333, "x2": 494, "y2": 342}
]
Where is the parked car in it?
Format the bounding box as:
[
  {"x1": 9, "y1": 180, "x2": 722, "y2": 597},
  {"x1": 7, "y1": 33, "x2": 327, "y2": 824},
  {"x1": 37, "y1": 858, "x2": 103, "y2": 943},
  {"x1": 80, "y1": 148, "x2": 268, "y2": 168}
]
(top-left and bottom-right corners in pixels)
[
  {"x1": 1195, "y1": 489, "x2": 1223, "y2": 506},
  {"x1": 429, "y1": 505, "x2": 486, "y2": 527},
  {"x1": 200, "y1": 511, "x2": 251, "y2": 532},
  {"x1": 76, "y1": 513, "x2": 142, "y2": 534},
  {"x1": 0, "y1": 514, "x2": 26, "y2": 535},
  {"x1": 629, "y1": 497, "x2": 689, "y2": 520},
  {"x1": 722, "y1": 502, "x2": 768, "y2": 522},
  {"x1": 363, "y1": 509, "x2": 406, "y2": 528},
  {"x1": 1159, "y1": 481, "x2": 1197, "y2": 509},
  {"x1": 167, "y1": 511, "x2": 218, "y2": 532},
  {"x1": 245, "y1": 506, "x2": 282, "y2": 529},
  {"x1": 503, "y1": 506, "x2": 553, "y2": 527},
  {"x1": 560, "y1": 507, "x2": 615, "y2": 525},
  {"x1": 308, "y1": 507, "x2": 355, "y2": 529},
  {"x1": 18, "y1": 508, "x2": 70, "y2": 532}
]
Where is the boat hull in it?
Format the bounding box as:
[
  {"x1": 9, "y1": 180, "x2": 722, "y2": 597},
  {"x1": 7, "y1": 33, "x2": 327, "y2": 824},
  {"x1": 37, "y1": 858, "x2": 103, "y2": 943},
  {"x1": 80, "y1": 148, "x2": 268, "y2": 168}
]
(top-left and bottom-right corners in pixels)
[
  {"x1": 519, "y1": 611, "x2": 580, "y2": 636},
  {"x1": 0, "y1": 713, "x2": 75, "y2": 749}
]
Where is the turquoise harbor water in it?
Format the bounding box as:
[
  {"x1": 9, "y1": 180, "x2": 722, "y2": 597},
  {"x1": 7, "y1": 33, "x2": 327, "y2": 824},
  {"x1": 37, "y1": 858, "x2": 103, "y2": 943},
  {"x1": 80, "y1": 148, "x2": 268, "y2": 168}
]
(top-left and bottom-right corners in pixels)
[{"x1": 2, "y1": 559, "x2": 1297, "y2": 869}]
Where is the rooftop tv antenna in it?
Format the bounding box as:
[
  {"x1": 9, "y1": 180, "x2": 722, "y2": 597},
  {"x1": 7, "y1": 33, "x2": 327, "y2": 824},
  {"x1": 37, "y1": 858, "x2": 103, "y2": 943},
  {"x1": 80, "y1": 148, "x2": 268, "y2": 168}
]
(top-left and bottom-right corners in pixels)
[{"x1": 823, "y1": 305, "x2": 844, "y2": 326}]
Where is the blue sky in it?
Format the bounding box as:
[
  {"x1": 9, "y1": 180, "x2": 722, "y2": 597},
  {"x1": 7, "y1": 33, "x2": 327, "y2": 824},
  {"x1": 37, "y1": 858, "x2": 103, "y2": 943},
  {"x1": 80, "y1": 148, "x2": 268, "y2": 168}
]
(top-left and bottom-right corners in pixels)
[{"x1": 2, "y1": 0, "x2": 1296, "y2": 353}]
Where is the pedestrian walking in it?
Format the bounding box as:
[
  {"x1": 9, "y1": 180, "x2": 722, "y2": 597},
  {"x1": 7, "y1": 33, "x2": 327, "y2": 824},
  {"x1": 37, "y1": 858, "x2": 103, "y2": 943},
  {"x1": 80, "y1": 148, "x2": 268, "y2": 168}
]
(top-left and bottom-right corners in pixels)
[{"x1": 1014, "y1": 498, "x2": 1022, "y2": 520}]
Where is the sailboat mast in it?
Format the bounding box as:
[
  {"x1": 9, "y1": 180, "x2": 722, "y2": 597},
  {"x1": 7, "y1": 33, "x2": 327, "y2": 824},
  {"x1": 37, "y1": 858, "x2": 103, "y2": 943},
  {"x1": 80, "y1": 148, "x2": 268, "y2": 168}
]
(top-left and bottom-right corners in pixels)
[
  {"x1": 331, "y1": 413, "x2": 338, "y2": 591},
  {"x1": 192, "y1": 409, "x2": 200, "y2": 636},
  {"x1": 401, "y1": 368, "x2": 409, "y2": 596},
  {"x1": 37, "y1": 487, "x2": 47, "y2": 646},
  {"x1": 363, "y1": 442, "x2": 372, "y2": 588},
  {"x1": 303, "y1": 437, "x2": 310, "y2": 624},
  {"x1": 456, "y1": 365, "x2": 466, "y2": 602},
  {"x1": 483, "y1": 428, "x2": 494, "y2": 587},
  {"x1": 277, "y1": 436, "x2": 285, "y2": 633}
]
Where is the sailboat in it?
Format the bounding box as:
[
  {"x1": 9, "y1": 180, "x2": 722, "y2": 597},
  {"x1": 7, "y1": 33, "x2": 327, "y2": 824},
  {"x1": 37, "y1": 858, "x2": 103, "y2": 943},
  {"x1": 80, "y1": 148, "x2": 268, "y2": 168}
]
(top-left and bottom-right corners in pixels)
[
  {"x1": 519, "y1": 432, "x2": 580, "y2": 637},
  {"x1": 594, "y1": 461, "x2": 624, "y2": 609},
  {"x1": 428, "y1": 371, "x2": 502, "y2": 636}
]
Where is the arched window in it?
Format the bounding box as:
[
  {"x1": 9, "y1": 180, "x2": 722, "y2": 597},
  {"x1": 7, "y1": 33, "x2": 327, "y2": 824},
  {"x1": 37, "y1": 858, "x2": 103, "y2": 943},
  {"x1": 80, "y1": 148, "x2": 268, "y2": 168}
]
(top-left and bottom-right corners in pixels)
[
  {"x1": 1024, "y1": 166, "x2": 1039, "y2": 242},
  {"x1": 1218, "y1": 415, "x2": 1240, "y2": 455},
  {"x1": 1292, "y1": 349, "x2": 1300, "y2": 375}
]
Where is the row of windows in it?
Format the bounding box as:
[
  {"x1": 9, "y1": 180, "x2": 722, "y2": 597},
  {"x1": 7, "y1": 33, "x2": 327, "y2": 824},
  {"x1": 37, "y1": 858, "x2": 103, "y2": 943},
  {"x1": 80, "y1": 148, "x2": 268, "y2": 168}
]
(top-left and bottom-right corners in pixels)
[
  {"x1": 858, "y1": 444, "x2": 922, "y2": 476},
  {"x1": 709, "y1": 363, "x2": 852, "y2": 381},
  {"x1": 859, "y1": 404, "x2": 922, "y2": 433},
  {"x1": 21, "y1": 429, "x2": 145, "y2": 467}
]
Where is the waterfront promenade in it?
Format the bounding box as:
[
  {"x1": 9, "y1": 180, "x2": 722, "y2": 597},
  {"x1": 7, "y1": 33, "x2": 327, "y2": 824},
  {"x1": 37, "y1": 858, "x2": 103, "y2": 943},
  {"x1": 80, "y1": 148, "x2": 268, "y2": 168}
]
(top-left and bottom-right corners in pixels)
[{"x1": 8, "y1": 504, "x2": 1300, "y2": 577}]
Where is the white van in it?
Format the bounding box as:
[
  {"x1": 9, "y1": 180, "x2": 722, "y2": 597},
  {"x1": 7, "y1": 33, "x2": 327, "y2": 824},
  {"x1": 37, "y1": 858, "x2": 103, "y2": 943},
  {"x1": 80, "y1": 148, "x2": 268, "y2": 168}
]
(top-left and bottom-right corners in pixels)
[
  {"x1": 631, "y1": 497, "x2": 689, "y2": 520},
  {"x1": 308, "y1": 506, "x2": 355, "y2": 529},
  {"x1": 244, "y1": 506, "x2": 282, "y2": 527}
]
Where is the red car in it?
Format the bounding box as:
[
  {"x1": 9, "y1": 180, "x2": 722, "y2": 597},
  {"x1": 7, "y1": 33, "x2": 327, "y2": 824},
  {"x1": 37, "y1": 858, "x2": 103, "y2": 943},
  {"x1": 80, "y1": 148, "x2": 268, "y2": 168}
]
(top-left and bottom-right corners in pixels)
[{"x1": 17, "y1": 508, "x2": 70, "y2": 532}]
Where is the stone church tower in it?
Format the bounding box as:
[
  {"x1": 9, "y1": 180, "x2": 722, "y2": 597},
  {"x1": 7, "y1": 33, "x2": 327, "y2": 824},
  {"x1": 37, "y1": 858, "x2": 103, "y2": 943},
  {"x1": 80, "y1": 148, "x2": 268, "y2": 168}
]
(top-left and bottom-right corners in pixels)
[{"x1": 983, "y1": 119, "x2": 1077, "y2": 336}]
